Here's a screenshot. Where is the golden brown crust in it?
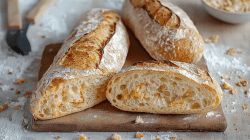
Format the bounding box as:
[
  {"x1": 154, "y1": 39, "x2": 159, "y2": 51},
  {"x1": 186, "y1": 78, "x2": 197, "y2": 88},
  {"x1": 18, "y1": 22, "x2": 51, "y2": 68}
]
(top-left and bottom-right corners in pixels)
[
  {"x1": 130, "y1": 0, "x2": 180, "y2": 29},
  {"x1": 59, "y1": 11, "x2": 120, "y2": 70}
]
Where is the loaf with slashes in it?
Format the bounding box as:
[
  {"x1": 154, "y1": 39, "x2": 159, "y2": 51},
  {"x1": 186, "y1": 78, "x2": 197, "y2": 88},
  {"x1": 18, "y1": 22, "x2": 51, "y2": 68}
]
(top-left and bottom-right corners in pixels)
[
  {"x1": 30, "y1": 9, "x2": 130, "y2": 120},
  {"x1": 106, "y1": 60, "x2": 223, "y2": 114},
  {"x1": 121, "y1": 0, "x2": 204, "y2": 63}
]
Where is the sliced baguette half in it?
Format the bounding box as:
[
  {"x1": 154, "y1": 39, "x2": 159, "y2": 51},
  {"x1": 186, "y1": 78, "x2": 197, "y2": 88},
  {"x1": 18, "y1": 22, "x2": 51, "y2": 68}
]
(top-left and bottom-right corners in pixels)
[
  {"x1": 30, "y1": 9, "x2": 129, "y2": 120},
  {"x1": 106, "y1": 60, "x2": 223, "y2": 114}
]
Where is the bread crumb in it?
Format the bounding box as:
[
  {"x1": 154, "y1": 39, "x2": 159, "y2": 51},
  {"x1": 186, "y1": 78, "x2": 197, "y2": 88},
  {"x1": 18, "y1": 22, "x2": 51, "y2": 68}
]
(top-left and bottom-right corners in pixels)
[
  {"x1": 135, "y1": 116, "x2": 144, "y2": 124},
  {"x1": 238, "y1": 51, "x2": 243, "y2": 54},
  {"x1": 234, "y1": 124, "x2": 236, "y2": 126},
  {"x1": 15, "y1": 105, "x2": 21, "y2": 110},
  {"x1": 78, "y1": 134, "x2": 86, "y2": 140},
  {"x1": 0, "y1": 83, "x2": 2, "y2": 85},
  {"x1": 157, "y1": 138, "x2": 160, "y2": 140},
  {"x1": 246, "y1": 90, "x2": 249, "y2": 97},
  {"x1": 236, "y1": 82, "x2": 242, "y2": 87},
  {"x1": 224, "y1": 82, "x2": 233, "y2": 89},
  {"x1": 16, "y1": 91, "x2": 21, "y2": 94},
  {"x1": 239, "y1": 75, "x2": 243, "y2": 78},
  {"x1": 56, "y1": 136, "x2": 60, "y2": 139},
  {"x1": 227, "y1": 48, "x2": 236, "y2": 55},
  {"x1": 221, "y1": 75, "x2": 227, "y2": 79},
  {"x1": 171, "y1": 136, "x2": 177, "y2": 139},
  {"x1": 8, "y1": 72, "x2": 12, "y2": 75},
  {"x1": 230, "y1": 88, "x2": 237, "y2": 95},
  {"x1": 109, "y1": 133, "x2": 121, "y2": 140},
  {"x1": 243, "y1": 104, "x2": 248, "y2": 110},
  {"x1": 236, "y1": 128, "x2": 238, "y2": 130},
  {"x1": 23, "y1": 91, "x2": 32, "y2": 98},
  {"x1": 203, "y1": 35, "x2": 219, "y2": 43},
  {"x1": 41, "y1": 35, "x2": 46, "y2": 39},
  {"x1": 240, "y1": 81, "x2": 247, "y2": 86},
  {"x1": 0, "y1": 104, "x2": 9, "y2": 113},
  {"x1": 15, "y1": 78, "x2": 28, "y2": 84},
  {"x1": 228, "y1": 77, "x2": 232, "y2": 80},
  {"x1": 226, "y1": 105, "x2": 229, "y2": 107},
  {"x1": 10, "y1": 88, "x2": 14, "y2": 90},
  {"x1": 39, "y1": 24, "x2": 43, "y2": 27},
  {"x1": 135, "y1": 133, "x2": 144, "y2": 138},
  {"x1": 233, "y1": 107, "x2": 235, "y2": 109}
]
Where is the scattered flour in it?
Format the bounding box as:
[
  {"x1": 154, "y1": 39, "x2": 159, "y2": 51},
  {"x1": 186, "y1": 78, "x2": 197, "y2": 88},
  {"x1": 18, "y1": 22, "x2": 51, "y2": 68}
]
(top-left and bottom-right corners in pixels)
[
  {"x1": 206, "y1": 111, "x2": 215, "y2": 117},
  {"x1": 0, "y1": 85, "x2": 10, "y2": 92}
]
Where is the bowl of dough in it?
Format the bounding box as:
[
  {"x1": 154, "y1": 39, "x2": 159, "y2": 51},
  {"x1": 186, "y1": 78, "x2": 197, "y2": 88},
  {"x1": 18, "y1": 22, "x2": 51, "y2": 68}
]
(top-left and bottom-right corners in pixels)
[{"x1": 201, "y1": 0, "x2": 250, "y2": 24}]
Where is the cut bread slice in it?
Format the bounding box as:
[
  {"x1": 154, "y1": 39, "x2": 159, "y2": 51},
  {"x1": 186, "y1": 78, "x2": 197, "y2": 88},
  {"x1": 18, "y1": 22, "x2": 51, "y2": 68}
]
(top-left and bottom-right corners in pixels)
[{"x1": 106, "y1": 60, "x2": 223, "y2": 114}]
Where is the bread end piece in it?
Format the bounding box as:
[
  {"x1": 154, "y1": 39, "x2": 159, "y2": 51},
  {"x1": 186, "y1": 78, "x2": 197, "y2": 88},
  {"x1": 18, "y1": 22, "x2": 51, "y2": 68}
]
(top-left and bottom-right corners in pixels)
[{"x1": 121, "y1": 0, "x2": 204, "y2": 64}]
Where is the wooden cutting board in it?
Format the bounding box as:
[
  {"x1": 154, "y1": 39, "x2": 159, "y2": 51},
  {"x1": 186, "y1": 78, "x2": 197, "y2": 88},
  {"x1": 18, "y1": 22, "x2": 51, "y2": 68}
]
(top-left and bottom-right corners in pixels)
[{"x1": 32, "y1": 29, "x2": 227, "y2": 132}]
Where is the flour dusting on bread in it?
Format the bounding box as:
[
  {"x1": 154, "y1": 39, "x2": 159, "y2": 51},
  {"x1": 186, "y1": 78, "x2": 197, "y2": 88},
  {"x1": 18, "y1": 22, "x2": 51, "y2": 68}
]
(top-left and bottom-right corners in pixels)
[{"x1": 121, "y1": 0, "x2": 204, "y2": 63}]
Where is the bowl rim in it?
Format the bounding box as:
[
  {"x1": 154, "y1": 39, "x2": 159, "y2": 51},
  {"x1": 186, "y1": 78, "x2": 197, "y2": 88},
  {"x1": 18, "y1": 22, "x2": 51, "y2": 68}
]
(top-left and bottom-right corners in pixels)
[{"x1": 201, "y1": 0, "x2": 250, "y2": 15}]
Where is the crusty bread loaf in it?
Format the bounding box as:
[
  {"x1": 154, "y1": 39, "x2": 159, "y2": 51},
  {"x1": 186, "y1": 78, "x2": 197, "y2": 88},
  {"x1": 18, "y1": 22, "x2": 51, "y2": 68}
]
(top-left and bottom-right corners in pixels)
[
  {"x1": 30, "y1": 9, "x2": 130, "y2": 120},
  {"x1": 121, "y1": 0, "x2": 204, "y2": 63},
  {"x1": 106, "y1": 60, "x2": 223, "y2": 114}
]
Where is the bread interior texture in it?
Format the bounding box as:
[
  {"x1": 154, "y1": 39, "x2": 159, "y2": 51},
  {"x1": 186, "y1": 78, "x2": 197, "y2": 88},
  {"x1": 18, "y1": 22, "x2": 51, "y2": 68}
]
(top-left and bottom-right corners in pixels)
[
  {"x1": 107, "y1": 70, "x2": 220, "y2": 114},
  {"x1": 35, "y1": 75, "x2": 111, "y2": 119}
]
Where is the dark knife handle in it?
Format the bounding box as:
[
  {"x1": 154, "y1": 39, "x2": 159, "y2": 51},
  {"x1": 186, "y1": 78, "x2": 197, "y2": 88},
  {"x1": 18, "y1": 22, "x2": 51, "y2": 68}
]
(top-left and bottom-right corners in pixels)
[{"x1": 7, "y1": 0, "x2": 22, "y2": 29}]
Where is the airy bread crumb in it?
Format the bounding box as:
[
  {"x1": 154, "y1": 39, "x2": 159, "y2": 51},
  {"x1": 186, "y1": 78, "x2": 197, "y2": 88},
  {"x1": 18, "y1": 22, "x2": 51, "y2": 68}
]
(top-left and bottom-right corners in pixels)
[
  {"x1": 227, "y1": 48, "x2": 236, "y2": 55},
  {"x1": 16, "y1": 91, "x2": 21, "y2": 94},
  {"x1": 135, "y1": 133, "x2": 144, "y2": 138},
  {"x1": 243, "y1": 104, "x2": 248, "y2": 110},
  {"x1": 56, "y1": 136, "x2": 60, "y2": 139},
  {"x1": 239, "y1": 75, "x2": 243, "y2": 78},
  {"x1": 238, "y1": 51, "x2": 243, "y2": 54},
  {"x1": 23, "y1": 91, "x2": 32, "y2": 98},
  {"x1": 221, "y1": 75, "x2": 227, "y2": 79},
  {"x1": 230, "y1": 88, "x2": 237, "y2": 95},
  {"x1": 110, "y1": 133, "x2": 122, "y2": 140},
  {"x1": 10, "y1": 88, "x2": 14, "y2": 90},
  {"x1": 203, "y1": 35, "x2": 219, "y2": 43},
  {"x1": 15, "y1": 105, "x2": 21, "y2": 110},
  {"x1": 15, "y1": 78, "x2": 28, "y2": 84},
  {"x1": 171, "y1": 136, "x2": 177, "y2": 139},
  {"x1": 78, "y1": 134, "x2": 86, "y2": 140},
  {"x1": 224, "y1": 82, "x2": 233, "y2": 90},
  {"x1": 135, "y1": 116, "x2": 144, "y2": 124},
  {"x1": 8, "y1": 72, "x2": 12, "y2": 75}
]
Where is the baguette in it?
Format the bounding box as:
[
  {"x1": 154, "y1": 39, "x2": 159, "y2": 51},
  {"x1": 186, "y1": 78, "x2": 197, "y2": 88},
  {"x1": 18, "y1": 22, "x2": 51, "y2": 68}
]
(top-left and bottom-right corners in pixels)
[
  {"x1": 121, "y1": 0, "x2": 204, "y2": 63},
  {"x1": 30, "y1": 9, "x2": 130, "y2": 120},
  {"x1": 106, "y1": 60, "x2": 223, "y2": 114}
]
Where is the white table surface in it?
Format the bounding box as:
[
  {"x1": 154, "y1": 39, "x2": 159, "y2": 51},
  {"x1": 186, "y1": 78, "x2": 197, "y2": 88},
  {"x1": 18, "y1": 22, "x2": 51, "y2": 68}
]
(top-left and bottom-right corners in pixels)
[{"x1": 0, "y1": 0, "x2": 250, "y2": 139}]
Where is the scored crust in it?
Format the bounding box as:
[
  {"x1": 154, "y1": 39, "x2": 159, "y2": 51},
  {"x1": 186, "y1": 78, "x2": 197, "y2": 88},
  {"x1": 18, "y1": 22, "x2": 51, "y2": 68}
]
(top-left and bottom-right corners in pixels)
[
  {"x1": 106, "y1": 60, "x2": 223, "y2": 114},
  {"x1": 121, "y1": 0, "x2": 204, "y2": 63},
  {"x1": 30, "y1": 9, "x2": 129, "y2": 120}
]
